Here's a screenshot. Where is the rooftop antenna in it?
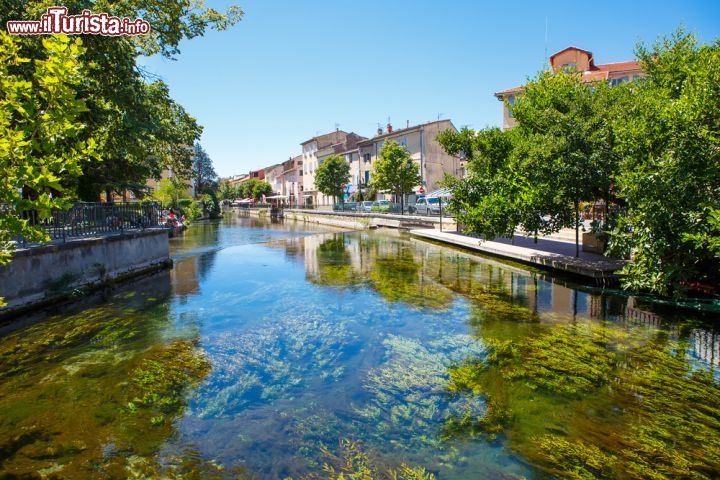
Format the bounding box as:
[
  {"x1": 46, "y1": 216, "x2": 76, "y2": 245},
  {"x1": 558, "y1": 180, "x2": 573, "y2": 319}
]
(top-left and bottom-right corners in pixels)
[
  {"x1": 437, "y1": 113, "x2": 443, "y2": 120},
  {"x1": 334, "y1": 122, "x2": 339, "y2": 132}
]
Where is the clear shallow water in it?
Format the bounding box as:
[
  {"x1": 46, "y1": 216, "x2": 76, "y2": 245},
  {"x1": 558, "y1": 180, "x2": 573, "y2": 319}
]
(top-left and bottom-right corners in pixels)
[{"x1": 0, "y1": 213, "x2": 719, "y2": 479}]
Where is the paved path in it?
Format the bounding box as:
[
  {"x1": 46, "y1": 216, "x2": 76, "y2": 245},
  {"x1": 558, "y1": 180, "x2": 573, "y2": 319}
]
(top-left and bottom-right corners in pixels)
[{"x1": 409, "y1": 228, "x2": 626, "y2": 282}]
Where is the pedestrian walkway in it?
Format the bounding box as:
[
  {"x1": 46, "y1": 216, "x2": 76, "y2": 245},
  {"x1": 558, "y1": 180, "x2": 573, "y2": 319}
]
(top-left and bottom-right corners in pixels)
[{"x1": 409, "y1": 229, "x2": 626, "y2": 283}]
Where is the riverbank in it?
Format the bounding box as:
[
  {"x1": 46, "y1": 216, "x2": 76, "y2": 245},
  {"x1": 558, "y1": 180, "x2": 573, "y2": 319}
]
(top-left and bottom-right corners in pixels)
[
  {"x1": 0, "y1": 228, "x2": 171, "y2": 319},
  {"x1": 410, "y1": 228, "x2": 626, "y2": 285},
  {"x1": 236, "y1": 207, "x2": 458, "y2": 231}
]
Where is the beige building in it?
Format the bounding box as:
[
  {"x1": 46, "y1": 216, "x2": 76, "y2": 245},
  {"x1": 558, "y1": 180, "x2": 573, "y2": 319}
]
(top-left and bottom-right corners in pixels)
[
  {"x1": 226, "y1": 173, "x2": 248, "y2": 187},
  {"x1": 356, "y1": 119, "x2": 463, "y2": 199},
  {"x1": 281, "y1": 155, "x2": 303, "y2": 206},
  {"x1": 314, "y1": 133, "x2": 366, "y2": 205},
  {"x1": 301, "y1": 130, "x2": 365, "y2": 207},
  {"x1": 264, "y1": 163, "x2": 285, "y2": 196},
  {"x1": 496, "y1": 46, "x2": 645, "y2": 129}
]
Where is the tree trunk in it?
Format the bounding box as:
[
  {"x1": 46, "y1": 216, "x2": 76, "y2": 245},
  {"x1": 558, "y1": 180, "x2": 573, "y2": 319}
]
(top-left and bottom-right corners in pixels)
[
  {"x1": 574, "y1": 198, "x2": 580, "y2": 257},
  {"x1": 603, "y1": 191, "x2": 610, "y2": 252}
]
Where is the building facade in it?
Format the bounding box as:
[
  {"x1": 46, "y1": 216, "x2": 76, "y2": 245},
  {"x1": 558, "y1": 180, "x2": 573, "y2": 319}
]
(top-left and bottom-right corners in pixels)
[
  {"x1": 301, "y1": 130, "x2": 364, "y2": 207},
  {"x1": 496, "y1": 46, "x2": 645, "y2": 129},
  {"x1": 314, "y1": 133, "x2": 366, "y2": 205},
  {"x1": 356, "y1": 119, "x2": 463, "y2": 199},
  {"x1": 281, "y1": 155, "x2": 303, "y2": 206},
  {"x1": 264, "y1": 163, "x2": 285, "y2": 196}
]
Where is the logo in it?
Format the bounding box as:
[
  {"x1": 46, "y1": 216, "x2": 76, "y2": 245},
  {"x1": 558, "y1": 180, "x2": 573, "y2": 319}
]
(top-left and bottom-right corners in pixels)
[{"x1": 6, "y1": 7, "x2": 151, "y2": 36}]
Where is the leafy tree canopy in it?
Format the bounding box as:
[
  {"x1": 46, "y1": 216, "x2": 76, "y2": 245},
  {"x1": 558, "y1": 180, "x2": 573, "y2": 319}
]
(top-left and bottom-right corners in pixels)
[
  {"x1": 252, "y1": 181, "x2": 273, "y2": 201},
  {"x1": 315, "y1": 155, "x2": 350, "y2": 203},
  {"x1": 0, "y1": 0, "x2": 242, "y2": 201},
  {"x1": 440, "y1": 27, "x2": 720, "y2": 296},
  {"x1": 0, "y1": 33, "x2": 95, "y2": 305},
  {"x1": 607, "y1": 29, "x2": 720, "y2": 295},
  {"x1": 370, "y1": 141, "x2": 421, "y2": 199},
  {"x1": 192, "y1": 142, "x2": 217, "y2": 195}
]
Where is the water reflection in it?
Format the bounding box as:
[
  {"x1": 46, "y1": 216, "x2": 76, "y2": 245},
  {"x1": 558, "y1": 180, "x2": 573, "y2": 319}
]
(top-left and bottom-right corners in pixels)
[
  {"x1": 0, "y1": 273, "x2": 227, "y2": 478},
  {"x1": 0, "y1": 217, "x2": 718, "y2": 479}
]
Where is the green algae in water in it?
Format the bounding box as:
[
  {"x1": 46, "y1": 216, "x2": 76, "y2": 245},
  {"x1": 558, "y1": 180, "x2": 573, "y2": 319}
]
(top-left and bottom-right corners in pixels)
[
  {"x1": 0, "y1": 287, "x2": 217, "y2": 478},
  {"x1": 2, "y1": 219, "x2": 720, "y2": 479},
  {"x1": 446, "y1": 321, "x2": 720, "y2": 479},
  {"x1": 301, "y1": 439, "x2": 436, "y2": 480},
  {"x1": 128, "y1": 339, "x2": 211, "y2": 425}
]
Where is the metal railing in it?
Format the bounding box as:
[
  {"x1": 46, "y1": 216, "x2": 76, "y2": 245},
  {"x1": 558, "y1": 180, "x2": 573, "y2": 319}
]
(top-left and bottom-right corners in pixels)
[{"x1": 19, "y1": 202, "x2": 164, "y2": 245}]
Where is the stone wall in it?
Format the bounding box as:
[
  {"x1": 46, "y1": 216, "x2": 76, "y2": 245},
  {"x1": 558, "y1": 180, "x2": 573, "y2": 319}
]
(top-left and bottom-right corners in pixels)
[
  {"x1": 283, "y1": 209, "x2": 457, "y2": 231},
  {"x1": 0, "y1": 229, "x2": 170, "y2": 317}
]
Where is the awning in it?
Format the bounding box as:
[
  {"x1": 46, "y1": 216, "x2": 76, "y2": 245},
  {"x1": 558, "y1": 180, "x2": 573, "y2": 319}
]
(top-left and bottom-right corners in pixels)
[
  {"x1": 265, "y1": 195, "x2": 288, "y2": 199},
  {"x1": 424, "y1": 187, "x2": 453, "y2": 199}
]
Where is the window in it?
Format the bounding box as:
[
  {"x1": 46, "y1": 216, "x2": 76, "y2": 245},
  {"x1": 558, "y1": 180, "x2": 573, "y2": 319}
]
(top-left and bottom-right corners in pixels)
[
  {"x1": 507, "y1": 95, "x2": 516, "y2": 118},
  {"x1": 561, "y1": 62, "x2": 576, "y2": 72},
  {"x1": 610, "y1": 76, "x2": 630, "y2": 87},
  {"x1": 363, "y1": 153, "x2": 371, "y2": 163}
]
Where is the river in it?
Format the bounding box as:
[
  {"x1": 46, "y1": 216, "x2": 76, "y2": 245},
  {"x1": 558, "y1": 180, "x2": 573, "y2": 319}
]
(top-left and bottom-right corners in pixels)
[{"x1": 0, "y1": 213, "x2": 718, "y2": 479}]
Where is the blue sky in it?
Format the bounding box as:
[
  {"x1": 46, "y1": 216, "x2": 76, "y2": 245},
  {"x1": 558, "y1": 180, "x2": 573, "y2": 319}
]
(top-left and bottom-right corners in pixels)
[{"x1": 139, "y1": 0, "x2": 720, "y2": 177}]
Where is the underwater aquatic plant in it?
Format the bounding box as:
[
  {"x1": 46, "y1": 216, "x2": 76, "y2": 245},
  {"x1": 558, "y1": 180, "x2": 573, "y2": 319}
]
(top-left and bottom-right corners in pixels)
[
  {"x1": 303, "y1": 439, "x2": 436, "y2": 480},
  {"x1": 445, "y1": 321, "x2": 720, "y2": 479},
  {"x1": 128, "y1": 339, "x2": 212, "y2": 423}
]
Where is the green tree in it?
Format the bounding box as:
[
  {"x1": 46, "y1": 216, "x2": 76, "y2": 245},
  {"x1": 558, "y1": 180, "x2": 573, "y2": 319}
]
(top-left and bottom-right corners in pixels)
[
  {"x1": 201, "y1": 191, "x2": 221, "y2": 218},
  {"x1": 439, "y1": 127, "x2": 570, "y2": 242},
  {"x1": 607, "y1": 29, "x2": 720, "y2": 295},
  {"x1": 0, "y1": 1, "x2": 242, "y2": 201},
  {"x1": 239, "y1": 179, "x2": 259, "y2": 199},
  {"x1": 218, "y1": 181, "x2": 239, "y2": 201},
  {"x1": 512, "y1": 70, "x2": 622, "y2": 256},
  {"x1": 315, "y1": 155, "x2": 350, "y2": 206},
  {"x1": 252, "y1": 181, "x2": 273, "y2": 201},
  {"x1": 441, "y1": 70, "x2": 623, "y2": 256},
  {"x1": 370, "y1": 141, "x2": 421, "y2": 213},
  {"x1": 192, "y1": 142, "x2": 217, "y2": 195},
  {"x1": 0, "y1": 33, "x2": 94, "y2": 280},
  {"x1": 153, "y1": 177, "x2": 185, "y2": 208}
]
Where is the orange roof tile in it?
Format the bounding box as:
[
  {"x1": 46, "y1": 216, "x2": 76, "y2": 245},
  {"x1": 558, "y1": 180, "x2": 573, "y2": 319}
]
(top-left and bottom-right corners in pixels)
[
  {"x1": 494, "y1": 86, "x2": 524, "y2": 97},
  {"x1": 582, "y1": 70, "x2": 609, "y2": 81},
  {"x1": 595, "y1": 60, "x2": 641, "y2": 72}
]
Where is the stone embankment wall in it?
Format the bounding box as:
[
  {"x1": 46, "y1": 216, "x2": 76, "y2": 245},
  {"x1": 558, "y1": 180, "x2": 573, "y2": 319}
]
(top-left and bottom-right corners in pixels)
[
  {"x1": 0, "y1": 229, "x2": 170, "y2": 317},
  {"x1": 282, "y1": 209, "x2": 457, "y2": 231}
]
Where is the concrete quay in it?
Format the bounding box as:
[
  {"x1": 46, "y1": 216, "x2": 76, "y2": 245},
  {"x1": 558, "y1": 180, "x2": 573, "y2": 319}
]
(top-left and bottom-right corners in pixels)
[{"x1": 409, "y1": 228, "x2": 626, "y2": 284}]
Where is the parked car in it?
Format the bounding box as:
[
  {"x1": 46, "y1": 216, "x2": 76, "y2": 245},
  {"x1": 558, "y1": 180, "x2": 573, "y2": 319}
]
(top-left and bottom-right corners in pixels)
[
  {"x1": 358, "y1": 201, "x2": 374, "y2": 213},
  {"x1": 371, "y1": 200, "x2": 392, "y2": 213},
  {"x1": 413, "y1": 196, "x2": 442, "y2": 215},
  {"x1": 333, "y1": 202, "x2": 356, "y2": 212}
]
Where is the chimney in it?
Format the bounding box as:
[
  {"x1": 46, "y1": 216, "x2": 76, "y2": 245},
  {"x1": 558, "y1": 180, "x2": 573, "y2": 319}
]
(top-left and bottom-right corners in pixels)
[
  {"x1": 377, "y1": 125, "x2": 383, "y2": 136},
  {"x1": 387, "y1": 123, "x2": 393, "y2": 134},
  {"x1": 406, "y1": 120, "x2": 410, "y2": 128}
]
